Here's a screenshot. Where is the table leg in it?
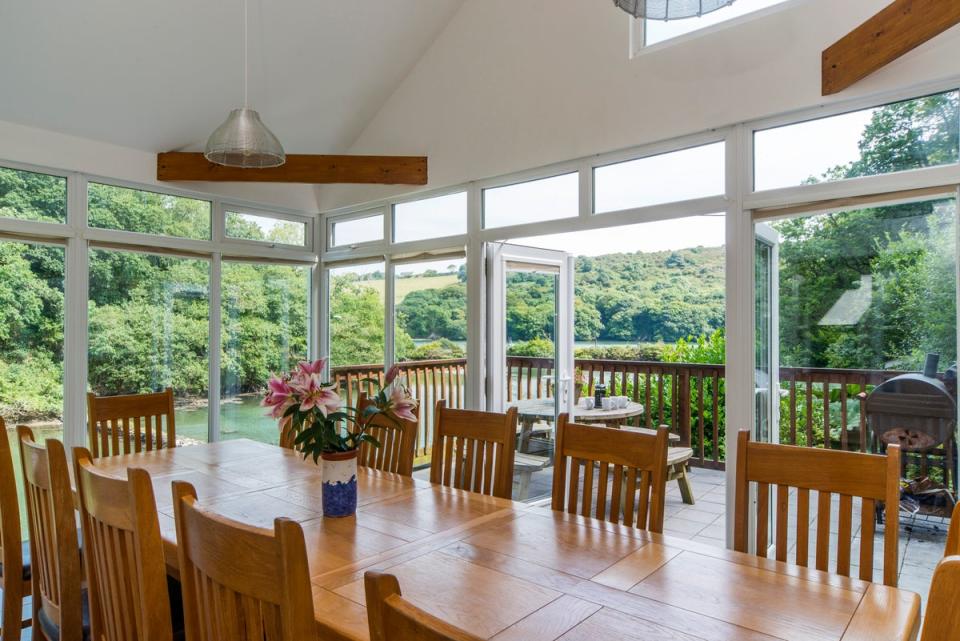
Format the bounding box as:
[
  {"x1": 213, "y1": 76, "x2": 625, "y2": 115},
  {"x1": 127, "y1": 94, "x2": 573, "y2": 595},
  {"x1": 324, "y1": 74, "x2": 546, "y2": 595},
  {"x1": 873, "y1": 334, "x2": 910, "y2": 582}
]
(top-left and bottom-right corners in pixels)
[{"x1": 519, "y1": 418, "x2": 534, "y2": 454}]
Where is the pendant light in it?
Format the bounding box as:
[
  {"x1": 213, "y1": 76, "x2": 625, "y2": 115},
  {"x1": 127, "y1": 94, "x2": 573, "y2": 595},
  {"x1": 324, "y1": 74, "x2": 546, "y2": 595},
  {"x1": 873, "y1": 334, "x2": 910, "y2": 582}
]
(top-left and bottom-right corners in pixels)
[{"x1": 204, "y1": 0, "x2": 285, "y2": 168}]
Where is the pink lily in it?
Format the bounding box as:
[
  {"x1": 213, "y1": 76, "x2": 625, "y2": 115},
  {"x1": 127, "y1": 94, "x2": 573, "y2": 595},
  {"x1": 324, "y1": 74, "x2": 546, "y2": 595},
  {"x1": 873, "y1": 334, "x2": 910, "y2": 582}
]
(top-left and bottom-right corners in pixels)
[
  {"x1": 386, "y1": 385, "x2": 418, "y2": 422},
  {"x1": 297, "y1": 358, "x2": 327, "y2": 376},
  {"x1": 294, "y1": 375, "x2": 342, "y2": 417},
  {"x1": 262, "y1": 376, "x2": 293, "y2": 407},
  {"x1": 384, "y1": 364, "x2": 401, "y2": 386}
]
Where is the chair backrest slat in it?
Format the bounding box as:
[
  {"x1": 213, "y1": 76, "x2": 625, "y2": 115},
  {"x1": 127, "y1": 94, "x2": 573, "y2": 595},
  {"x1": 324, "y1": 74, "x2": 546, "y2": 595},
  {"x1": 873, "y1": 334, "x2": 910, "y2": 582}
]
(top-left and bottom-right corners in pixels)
[
  {"x1": 73, "y1": 446, "x2": 173, "y2": 641},
  {"x1": 17, "y1": 428, "x2": 83, "y2": 641},
  {"x1": 0, "y1": 417, "x2": 27, "y2": 641},
  {"x1": 551, "y1": 416, "x2": 669, "y2": 532},
  {"x1": 87, "y1": 388, "x2": 176, "y2": 458},
  {"x1": 920, "y1": 556, "x2": 960, "y2": 641},
  {"x1": 430, "y1": 400, "x2": 517, "y2": 500},
  {"x1": 356, "y1": 393, "x2": 418, "y2": 477},
  {"x1": 364, "y1": 572, "x2": 483, "y2": 641},
  {"x1": 734, "y1": 429, "x2": 901, "y2": 587},
  {"x1": 172, "y1": 481, "x2": 319, "y2": 641}
]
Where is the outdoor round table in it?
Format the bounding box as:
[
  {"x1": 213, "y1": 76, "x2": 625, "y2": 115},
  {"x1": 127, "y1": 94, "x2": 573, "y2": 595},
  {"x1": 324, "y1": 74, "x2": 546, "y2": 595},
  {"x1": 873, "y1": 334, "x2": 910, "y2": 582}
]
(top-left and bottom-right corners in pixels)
[{"x1": 508, "y1": 398, "x2": 644, "y2": 452}]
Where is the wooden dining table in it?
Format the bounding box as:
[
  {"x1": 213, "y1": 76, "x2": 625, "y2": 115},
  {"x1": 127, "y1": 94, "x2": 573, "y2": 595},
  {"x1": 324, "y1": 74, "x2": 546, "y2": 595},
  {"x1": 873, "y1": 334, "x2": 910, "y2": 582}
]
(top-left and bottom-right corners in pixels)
[{"x1": 90, "y1": 438, "x2": 921, "y2": 641}]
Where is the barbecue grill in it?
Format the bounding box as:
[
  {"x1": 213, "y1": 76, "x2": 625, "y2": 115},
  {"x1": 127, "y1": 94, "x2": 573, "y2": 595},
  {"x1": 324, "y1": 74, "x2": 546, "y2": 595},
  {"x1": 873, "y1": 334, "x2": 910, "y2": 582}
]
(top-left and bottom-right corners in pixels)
[{"x1": 865, "y1": 354, "x2": 956, "y2": 452}]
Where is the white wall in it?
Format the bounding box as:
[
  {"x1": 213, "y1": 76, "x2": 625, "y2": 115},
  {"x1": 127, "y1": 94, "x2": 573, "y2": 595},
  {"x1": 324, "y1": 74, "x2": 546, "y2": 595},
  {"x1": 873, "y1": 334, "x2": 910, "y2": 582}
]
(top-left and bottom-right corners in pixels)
[
  {"x1": 319, "y1": 0, "x2": 960, "y2": 210},
  {"x1": 0, "y1": 119, "x2": 318, "y2": 212}
]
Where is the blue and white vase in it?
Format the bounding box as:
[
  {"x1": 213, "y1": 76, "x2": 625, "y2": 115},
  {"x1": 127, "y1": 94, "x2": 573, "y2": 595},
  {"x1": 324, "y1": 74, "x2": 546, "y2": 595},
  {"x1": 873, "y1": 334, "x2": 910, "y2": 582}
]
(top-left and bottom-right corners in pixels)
[{"x1": 321, "y1": 450, "x2": 358, "y2": 518}]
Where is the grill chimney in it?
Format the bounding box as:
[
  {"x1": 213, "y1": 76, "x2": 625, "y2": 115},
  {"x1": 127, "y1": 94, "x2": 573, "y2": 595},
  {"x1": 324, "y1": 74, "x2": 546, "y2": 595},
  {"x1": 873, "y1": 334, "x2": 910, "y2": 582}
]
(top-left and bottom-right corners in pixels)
[{"x1": 924, "y1": 353, "x2": 940, "y2": 379}]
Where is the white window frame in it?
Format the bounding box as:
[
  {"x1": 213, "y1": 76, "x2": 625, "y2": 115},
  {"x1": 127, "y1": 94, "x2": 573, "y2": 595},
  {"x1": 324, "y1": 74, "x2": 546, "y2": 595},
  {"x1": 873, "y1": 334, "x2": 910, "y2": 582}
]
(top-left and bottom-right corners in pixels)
[
  {"x1": 0, "y1": 159, "x2": 319, "y2": 449},
  {"x1": 321, "y1": 74, "x2": 960, "y2": 549},
  {"x1": 628, "y1": 0, "x2": 806, "y2": 58},
  {"x1": 224, "y1": 206, "x2": 315, "y2": 251}
]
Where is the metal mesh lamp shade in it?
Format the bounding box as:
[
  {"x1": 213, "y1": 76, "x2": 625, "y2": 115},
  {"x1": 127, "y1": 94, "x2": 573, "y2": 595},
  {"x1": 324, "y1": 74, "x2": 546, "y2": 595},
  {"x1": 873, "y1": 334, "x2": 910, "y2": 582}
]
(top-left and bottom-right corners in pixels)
[
  {"x1": 613, "y1": 0, "x2": 735, "y2": 19},
  {"x1": 204, "y1": 108, "x2": 286, "y2": 168}
]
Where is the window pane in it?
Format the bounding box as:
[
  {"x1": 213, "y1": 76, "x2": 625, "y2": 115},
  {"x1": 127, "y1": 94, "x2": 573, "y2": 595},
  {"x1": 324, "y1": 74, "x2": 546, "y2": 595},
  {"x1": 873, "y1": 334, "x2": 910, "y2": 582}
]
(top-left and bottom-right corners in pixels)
[
  {"x1": 88, "y1": 183, "x2": 212, "y2": 240},
  {"x1": 393, "y1": 192, "x2": 467, "y2": 243},
  {"x1": 88, "y1": 249, "x2": 210, "y2": 444},
  {"x1": 221, "y1": 262, "x2": 310, "y2": 444},
  {"x1": 329, "y1": 263, "x2": 385, "y2": 368},
  {"x1": 395, "y1": 257, "x2": 467, "y2": 363},
  {"x1": 0, "y1": 166, "x2": 67, "y2": 223},
  {"x1": 644, "y1": 0, "x2": 789, "y2": 46},
  {"x1": 0, "y1": 240, "x2": 65, "y2": 428},
  {"x1": 754, "y1": 91, "x2": 960, "y2": 191},
  {"x1": 483, "y1": 173, "x2": 579, "y2": 229},
  {"x1": 756, "y1": 197, "x2": 957, "y2": 460},
  {"x1": 594, "y1": 142, "x2": 725, "y2": 213},
  {"x1": 226, "y1": 211, "x2": 307, "y2": 246},
  {"x1": 331, "y1": 214, "x2": 383, "y2": 247}
]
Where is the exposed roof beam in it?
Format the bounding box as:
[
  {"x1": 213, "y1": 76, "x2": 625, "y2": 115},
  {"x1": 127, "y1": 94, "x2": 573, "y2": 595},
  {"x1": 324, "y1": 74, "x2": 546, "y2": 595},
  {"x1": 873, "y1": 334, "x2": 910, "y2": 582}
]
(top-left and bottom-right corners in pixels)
[
  {"x1": 157, "y1": 152, "x2": 428, "y2": 185},
  {"x1": 822, "y1": 0, "x2": 960, "y2": 96}
]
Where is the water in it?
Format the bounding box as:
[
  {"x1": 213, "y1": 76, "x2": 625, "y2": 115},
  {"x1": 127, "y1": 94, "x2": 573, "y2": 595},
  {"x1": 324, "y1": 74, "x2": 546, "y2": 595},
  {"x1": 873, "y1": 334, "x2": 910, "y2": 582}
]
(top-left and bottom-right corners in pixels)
[{"x1": 177, "y1": 394, "x2": 282, "y2": 445}]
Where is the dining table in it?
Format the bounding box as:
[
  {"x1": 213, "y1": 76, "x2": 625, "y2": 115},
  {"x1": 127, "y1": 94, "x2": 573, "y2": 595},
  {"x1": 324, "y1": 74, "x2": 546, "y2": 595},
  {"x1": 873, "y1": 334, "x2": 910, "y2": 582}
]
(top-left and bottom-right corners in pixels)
[
  {"x1": 508, "y1": 398, "x2": 646, "y2": 452},
  {"x1": 90, "y1": 438, "x2": 921, "y2": 641}
]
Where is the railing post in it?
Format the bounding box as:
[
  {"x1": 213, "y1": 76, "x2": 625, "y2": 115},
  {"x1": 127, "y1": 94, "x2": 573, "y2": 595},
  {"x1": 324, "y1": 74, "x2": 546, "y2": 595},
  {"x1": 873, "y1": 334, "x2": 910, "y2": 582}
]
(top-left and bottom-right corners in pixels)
[{"x1": 679, "y1": 368, "x2": 691, "y2": 447}]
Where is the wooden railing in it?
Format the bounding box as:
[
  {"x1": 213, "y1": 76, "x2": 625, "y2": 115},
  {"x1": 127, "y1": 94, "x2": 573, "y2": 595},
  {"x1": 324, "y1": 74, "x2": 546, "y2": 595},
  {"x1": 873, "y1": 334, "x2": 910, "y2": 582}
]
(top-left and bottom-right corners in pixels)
[
  {"x1": 779, "y1": 366, "x2": 956, "y2": 490},
  {"x1": 332, "y1": 359, "x2": 467, "y2": 463},
  {"x1": 333, "y1": 357, "x2": 956, "y2": 485}
]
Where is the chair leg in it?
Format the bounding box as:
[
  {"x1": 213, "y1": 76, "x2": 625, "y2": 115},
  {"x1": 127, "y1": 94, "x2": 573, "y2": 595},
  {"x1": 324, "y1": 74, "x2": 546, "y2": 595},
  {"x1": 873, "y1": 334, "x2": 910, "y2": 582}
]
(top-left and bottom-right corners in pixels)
[
  {"x1": 1, "y1": 580, "x2": 28, "y2": 641},
  {"x1": 676, "y1": 464, "x2": 695, "y2": 505}
]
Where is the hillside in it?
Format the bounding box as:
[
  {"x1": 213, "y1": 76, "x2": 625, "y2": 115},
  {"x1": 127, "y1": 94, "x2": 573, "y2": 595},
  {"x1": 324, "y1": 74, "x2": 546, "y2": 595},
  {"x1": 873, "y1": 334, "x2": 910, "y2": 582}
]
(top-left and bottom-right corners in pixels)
[{"x1": 383, "y1": 246, "x2": 726, "y2": 345}]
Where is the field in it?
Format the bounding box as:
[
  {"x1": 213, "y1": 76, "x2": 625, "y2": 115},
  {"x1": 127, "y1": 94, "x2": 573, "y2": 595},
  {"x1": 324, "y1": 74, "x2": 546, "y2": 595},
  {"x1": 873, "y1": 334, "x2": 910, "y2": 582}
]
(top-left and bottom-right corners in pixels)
[{"x1": 363, "y1": 274, "x2": 460, "y2": 303}]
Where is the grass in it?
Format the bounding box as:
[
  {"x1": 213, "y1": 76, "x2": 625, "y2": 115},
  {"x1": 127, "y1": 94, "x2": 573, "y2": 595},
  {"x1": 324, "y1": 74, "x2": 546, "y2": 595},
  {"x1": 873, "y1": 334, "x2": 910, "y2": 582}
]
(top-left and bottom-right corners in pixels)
[{"x1": 363, "y1": 274, "x2": 460, "y2": 302}]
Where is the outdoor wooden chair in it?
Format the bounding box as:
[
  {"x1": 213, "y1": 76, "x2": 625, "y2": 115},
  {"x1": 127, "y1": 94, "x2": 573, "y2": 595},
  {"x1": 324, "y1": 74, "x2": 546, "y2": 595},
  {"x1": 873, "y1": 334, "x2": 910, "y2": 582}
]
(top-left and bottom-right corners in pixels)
[
  {"x1": 171, "y1": 481, "x2": 321, "y2": 641},
  {"x1": 551, "y1": 416, "x2": 669, "y2": 532},
  {"x1": 17, "y1": 428, "x2": 87, "y2": 641},
  {"x1": 87, "y1": 388, "x2": 177, "y2": 457},
  {"x1": 733, "y1": 429, "x2": 902, "y2": 586},
  {"x1": 920, "y1": 556, "x2": 960, "y2": 641},
  {"x1": 364, "y1": 571, "x2": 482, "y2": 641},
  {"x1": 357, "y1": 392, "x2": 418, "y2": 477},
  {"x1": 0, "y1": 417, "x2": 31, "y2": 641},
  {"x1": 430, "y1": 400, "x2": 518, "y2": 500},
  {"x1": 73, "y1": 446, "x2": 179, "y2": 641}
]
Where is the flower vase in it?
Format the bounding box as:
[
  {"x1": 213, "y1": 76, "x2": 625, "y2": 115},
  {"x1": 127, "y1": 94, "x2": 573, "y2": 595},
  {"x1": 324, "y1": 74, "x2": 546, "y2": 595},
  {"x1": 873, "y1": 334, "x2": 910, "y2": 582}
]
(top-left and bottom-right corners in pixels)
[{"x1": 321, "y1": 450, "x2": 358, "y2": 518}]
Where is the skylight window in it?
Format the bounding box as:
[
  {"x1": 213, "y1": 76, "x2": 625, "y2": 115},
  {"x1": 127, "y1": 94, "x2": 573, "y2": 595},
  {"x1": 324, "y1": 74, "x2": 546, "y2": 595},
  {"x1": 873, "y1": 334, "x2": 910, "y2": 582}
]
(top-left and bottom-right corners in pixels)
[{"x1": 634, "y1": 0, "x2": 791, "y2": 50}]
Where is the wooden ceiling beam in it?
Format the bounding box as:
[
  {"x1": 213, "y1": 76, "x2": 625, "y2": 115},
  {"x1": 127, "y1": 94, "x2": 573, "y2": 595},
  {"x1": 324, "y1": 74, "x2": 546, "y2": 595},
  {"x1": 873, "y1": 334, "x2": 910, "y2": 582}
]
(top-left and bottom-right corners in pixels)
[
  {"x1": 156, "y1": 152, "x2": 428, "y2": 185},
  {"x1": 822, "y1": 0, "x2": 960, "y2": 96}
]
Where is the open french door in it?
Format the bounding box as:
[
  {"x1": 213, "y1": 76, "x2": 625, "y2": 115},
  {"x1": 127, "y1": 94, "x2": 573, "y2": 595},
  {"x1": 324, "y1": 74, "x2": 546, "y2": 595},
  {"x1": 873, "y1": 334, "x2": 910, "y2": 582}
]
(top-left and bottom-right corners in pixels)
[{"x1": 486, "y1": 242, "x2": 574, "y2": 500}]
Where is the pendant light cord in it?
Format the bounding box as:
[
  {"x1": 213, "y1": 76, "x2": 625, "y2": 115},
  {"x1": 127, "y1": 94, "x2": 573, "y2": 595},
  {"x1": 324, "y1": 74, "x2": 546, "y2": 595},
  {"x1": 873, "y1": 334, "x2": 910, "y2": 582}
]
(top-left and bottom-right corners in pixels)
[{"x1": 243, "y1": 0, "x2": 248, "y2": 107}]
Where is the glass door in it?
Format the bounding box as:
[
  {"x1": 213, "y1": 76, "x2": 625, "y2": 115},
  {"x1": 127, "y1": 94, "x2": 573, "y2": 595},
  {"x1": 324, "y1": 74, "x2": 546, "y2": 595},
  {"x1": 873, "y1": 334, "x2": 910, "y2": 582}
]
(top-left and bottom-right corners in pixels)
[
  {"x1": 487, "y1": 243, "x2": 574, "y2": 501},
  {"x1": 755, "y1": 224, "x2": 780, "y2": 446}
]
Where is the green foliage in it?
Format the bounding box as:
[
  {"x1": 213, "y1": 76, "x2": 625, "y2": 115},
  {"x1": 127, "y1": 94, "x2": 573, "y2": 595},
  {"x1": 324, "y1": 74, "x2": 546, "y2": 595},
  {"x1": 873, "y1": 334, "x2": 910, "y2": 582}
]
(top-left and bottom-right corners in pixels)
[
  {"x1": 403, "y1": 339, "x2": 465, "y2": 361},
  {"x1": 507, "y1": 338, "x2": 555, "y2": 358},
  {"x1": 396, "y1": 285, "x2": 467, "y2": 341},
  {"x1": 574, "y1": 343, "x2": 667, "y2": 361}
]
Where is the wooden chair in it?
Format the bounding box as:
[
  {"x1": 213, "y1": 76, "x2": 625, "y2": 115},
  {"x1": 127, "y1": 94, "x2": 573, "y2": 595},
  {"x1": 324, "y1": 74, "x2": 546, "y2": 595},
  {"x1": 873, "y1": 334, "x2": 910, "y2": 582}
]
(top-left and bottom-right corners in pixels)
[
  {"x1": 171, "y1": 481, "x2": 320, "y2": 641},
  {"x1": 920, "y1": 555, "x2": 960, "y2": 641},
  {"x1": 356, "y1": 392, "x2": 418, "y2": 477},
  {"x1": 73, "y1": 446, "x2": 177, "y2": 641},
  {"x1": 364, "y1": 571, "x2": 482, "y2": 641},
  {"x1": 733, "y1": 429, "x2": 901, "y2": 586},
  {"x1": 946, "y1": 501, "x2": 960, "y2": 557},
  {"x1": 551, "y1": 415, "x2": 669, "y2": 532},
  {"x1": 87, "y1": 388, "x2": 176, "y2": 458},
  {"x1": 0, "y1": 418, "x2": 30, "y2": 641},
  {"x1": 17, "y1": 427, "x2": 86, "y2": 641},
  {"x1": 429, "y1": 400, "x2": 517, "y2": 500}
]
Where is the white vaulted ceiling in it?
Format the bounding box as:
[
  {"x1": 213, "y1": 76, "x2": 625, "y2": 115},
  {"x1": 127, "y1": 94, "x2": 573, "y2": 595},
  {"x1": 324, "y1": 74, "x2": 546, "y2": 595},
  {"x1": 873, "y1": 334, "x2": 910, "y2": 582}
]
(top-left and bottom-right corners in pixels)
[{"x1": 0, "y1": 0, "x2": 464, "y2": 155}]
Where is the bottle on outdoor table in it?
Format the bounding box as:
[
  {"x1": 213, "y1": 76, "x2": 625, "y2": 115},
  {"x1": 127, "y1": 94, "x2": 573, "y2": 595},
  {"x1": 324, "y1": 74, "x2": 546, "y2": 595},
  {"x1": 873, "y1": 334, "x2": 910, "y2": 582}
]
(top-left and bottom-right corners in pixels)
[{"x1": 594, "y1": 383, "x2": 606, "y2": 409}]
